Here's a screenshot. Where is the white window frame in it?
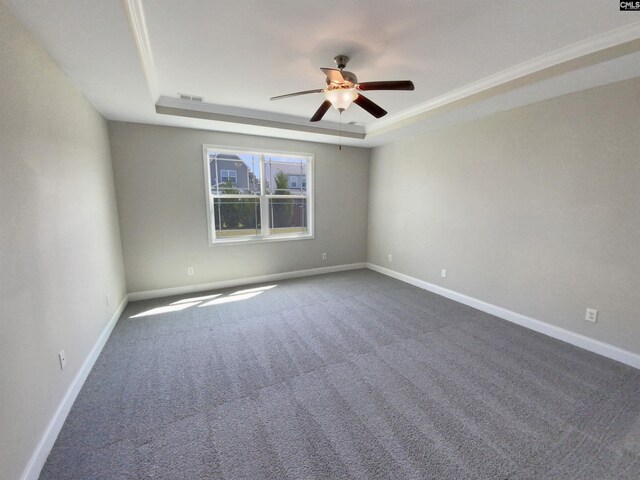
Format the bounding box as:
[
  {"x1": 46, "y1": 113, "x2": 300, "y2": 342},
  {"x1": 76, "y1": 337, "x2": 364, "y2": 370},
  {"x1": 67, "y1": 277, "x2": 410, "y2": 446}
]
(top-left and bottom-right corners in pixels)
[{"x1": 203, "y1": 145, "x2": 314, "y2": 245}]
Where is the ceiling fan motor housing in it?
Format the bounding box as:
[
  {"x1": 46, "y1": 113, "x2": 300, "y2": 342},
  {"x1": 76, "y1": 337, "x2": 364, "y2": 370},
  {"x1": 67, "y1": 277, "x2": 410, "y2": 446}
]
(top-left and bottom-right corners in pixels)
[
  {"x1": 341, "y1": 71, "x2": 358, "y2": 85},
  {"x1": 329, "y1": 55, "x2": 357, "y2": 85},
  {"x1": 326, "y1": 73, "x2": 357, "y2": 86}
]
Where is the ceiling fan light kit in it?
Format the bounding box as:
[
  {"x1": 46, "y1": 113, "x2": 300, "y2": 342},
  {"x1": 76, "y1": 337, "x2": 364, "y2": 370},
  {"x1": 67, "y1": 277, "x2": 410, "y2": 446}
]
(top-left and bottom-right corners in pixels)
[
  {"x1": 324, "y1": 87, "x2": 358, "y2": 111},
  {"x1": 270, "y1": 54, "x2": 414, "y2": 122}
]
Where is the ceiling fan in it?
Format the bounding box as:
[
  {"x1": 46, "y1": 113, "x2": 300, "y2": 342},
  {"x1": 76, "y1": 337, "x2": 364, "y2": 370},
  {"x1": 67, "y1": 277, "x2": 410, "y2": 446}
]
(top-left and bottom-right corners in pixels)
[{"x1": 270, "y1": 55, "x2": 415, "y2": 122}]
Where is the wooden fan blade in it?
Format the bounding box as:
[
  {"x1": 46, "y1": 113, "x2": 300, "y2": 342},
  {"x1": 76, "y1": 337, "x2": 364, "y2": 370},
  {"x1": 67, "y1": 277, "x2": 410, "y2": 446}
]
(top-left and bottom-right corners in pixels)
[
  {"x1": 353, "y1": 94, "x2": 387, "y2": 118},
  {"x1": 270, "y1": 89, "x2": 324, "y2": 101},
  {"x1": 310, "y1": 100, "x2": 332, "y2": 122},
  {"x1": 356, "y1": 80, "x2": 415, "y2": 91},
  {"x1": 321, "y1": 68, "x2": 345, "y2": 84}
]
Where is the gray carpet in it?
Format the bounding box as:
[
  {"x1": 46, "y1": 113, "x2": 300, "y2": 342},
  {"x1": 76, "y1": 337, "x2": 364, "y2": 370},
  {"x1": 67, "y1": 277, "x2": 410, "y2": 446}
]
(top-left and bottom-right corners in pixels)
[{"x1": 40, "y1": 269, "x2": 640, "y2": 479}]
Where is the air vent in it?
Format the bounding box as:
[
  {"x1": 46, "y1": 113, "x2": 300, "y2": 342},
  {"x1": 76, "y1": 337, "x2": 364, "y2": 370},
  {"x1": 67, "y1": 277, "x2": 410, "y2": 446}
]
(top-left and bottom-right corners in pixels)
[{"x1": 178, "y1": 93, "x2": 204, "y2": 102}]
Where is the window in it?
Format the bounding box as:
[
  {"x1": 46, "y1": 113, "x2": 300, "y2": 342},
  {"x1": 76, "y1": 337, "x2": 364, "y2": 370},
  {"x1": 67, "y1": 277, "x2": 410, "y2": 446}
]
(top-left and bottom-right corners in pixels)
[
  {"x1": 204, "y1": 146, "x2": 313, "y2": 244},
  {"x1": 220, "y1": 169, "x2": 237, "y2": 184},
  {"x1": 288, "y1": 175, "x2": 306, "y2": 189}
]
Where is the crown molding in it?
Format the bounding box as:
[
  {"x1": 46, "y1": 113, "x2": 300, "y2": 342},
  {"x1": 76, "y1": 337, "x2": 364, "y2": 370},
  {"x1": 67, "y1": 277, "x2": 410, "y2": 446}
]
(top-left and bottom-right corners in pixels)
[
  {"x1": 123, "y1": 0, "x2": 159, "y2": 103},
  {"x1": 368, "y1": 21, "x2": 640, "y2": 136}
]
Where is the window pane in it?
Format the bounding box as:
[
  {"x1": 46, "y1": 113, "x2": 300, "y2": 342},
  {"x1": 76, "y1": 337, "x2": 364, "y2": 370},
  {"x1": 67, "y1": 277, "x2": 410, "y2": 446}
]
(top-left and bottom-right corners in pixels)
[
  {"x1": 209, "y1": 152, "x2": 261, "y2": 195},
  {"x1": 264, "y1": 156, "x2": 308, "y2": 195},
  {"x1": 268, "y1": 198, "x2": 308, "y2": 235},
  {"x1": 213, "y1": 198, "x2": 261, "y2": 238}
]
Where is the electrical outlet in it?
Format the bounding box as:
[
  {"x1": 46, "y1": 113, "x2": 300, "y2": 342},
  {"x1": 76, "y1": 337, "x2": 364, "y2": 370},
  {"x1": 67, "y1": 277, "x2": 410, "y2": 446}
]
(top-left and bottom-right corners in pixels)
[
  {"x1": 441, "y1": 269, "x2": 447, "y2": 278},
  {"x1": 322, "y1": 253, "x2": 327, "y2": 260},
  {"x1": 187, "y1": 267, "x2": 194, "y2": 276},
  {"x1": 585, "y1": 308, "x2": 598, "y2": 323},
  {"x1": 387, "y1": 254, "x2": 393, "y2": 262},
  {"x1": 58, "y1": 350, "x2": 66, "y2": 370}
]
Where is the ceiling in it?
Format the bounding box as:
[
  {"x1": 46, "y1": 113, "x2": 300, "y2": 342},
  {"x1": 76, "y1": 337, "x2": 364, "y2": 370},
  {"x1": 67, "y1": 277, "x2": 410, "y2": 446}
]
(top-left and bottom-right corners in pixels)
[{"x1": 5, "y1": 0, "x2": 640, "y2": 147}]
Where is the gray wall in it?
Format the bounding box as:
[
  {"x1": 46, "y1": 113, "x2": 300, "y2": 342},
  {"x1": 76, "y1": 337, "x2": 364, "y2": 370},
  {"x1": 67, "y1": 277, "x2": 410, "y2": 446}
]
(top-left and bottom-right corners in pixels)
[
  {"x1": 368, "y1": 77, "x2": 640, "y2": 355},
  {"x1": 0, "y1": 4, "x2": 126, "y2": 479},
  {"x1": 108, "y1": 122, "x2": 370, "y2": 293}
]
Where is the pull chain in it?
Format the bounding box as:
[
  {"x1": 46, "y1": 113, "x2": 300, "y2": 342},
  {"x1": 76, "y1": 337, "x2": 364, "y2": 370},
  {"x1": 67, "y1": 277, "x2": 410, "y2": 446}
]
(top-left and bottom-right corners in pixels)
[{"x1": 339, "y1": 111, "x2": 342, "y2": 151}]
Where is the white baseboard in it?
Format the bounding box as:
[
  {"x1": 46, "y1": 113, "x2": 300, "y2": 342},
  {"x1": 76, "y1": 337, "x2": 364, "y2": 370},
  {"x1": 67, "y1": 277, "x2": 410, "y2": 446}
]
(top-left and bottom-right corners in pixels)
[
  {"x1": 21, "y1": 295, "x2": 129, "y2": 480},
  {"x1": 367, "y1": 262, "x2": 640, "y2": 370},
  {"x1": 128, "y1": 262, "x2": 368, "y2": 301}
]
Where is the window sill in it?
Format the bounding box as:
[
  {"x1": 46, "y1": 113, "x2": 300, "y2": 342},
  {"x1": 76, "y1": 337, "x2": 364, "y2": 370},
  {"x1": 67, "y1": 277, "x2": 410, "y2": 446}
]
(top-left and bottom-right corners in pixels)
[{"x1": 209, "y1": 234, "x2": 314, "y2": 247}]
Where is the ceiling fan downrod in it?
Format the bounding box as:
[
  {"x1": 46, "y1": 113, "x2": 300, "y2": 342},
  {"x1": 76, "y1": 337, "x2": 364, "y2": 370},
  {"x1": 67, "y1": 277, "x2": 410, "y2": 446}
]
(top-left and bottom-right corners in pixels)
[{"x1": 334, "y1": 55, "x2": 350, "y2": 70}]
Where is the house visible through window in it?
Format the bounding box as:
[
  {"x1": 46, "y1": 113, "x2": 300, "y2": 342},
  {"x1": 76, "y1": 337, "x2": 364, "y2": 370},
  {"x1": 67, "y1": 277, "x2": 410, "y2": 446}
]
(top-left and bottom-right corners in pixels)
[{"x1": 204, "y1": 146, "x2": 313, "y2": 243}]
